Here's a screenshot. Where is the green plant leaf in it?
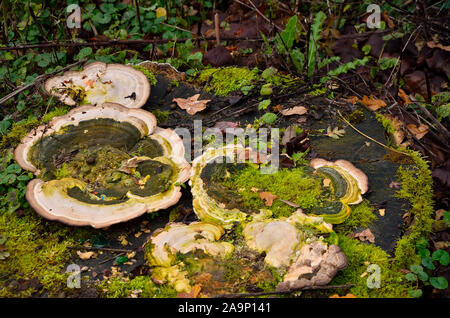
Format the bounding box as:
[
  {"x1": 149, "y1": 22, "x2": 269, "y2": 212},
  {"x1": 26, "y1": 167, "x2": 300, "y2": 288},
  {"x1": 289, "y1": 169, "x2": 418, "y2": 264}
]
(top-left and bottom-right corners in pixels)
[
  {"x1": 115, "y1": 256, "x2": 129, "y2": 265},
  {"x1": 421, "y1": 256, "x2": 435, "y2": 270},
  {"x1": 409, "y1": 264, "x2": 424, "y2": 274},
  {"x1": 75, "y1": 47, "x2": 93, "y2": 60},
  {"x1": 281, "y1": 15, "x2": 299, "y2": 50},
  {"x1": 429, "y1": 276, "x2": 448, "y2": 290},
  {"x1": 261, "y1": 113, "x2": 277, "y2": 124},
  {"x1": 258, "y1": 99, "x2": 271, "y2": 110},
  {"x1": 432, "y1": 249, "x2": 450, "y2": 266},
  {"x1": 307, "y1": 11, "x2": 326, "y2": 78},
  {"x1": 405, "y1": 273, "x2": 417, "y2": 281},
  {"x1": 408, "y1": 289, "x2": 422, "y2": 298}
]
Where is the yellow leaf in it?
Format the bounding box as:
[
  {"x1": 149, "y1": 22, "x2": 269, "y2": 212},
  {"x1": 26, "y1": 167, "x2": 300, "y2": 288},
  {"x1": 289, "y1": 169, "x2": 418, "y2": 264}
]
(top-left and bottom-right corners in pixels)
[{"x1": 156, "y1": 7, "x2": 167, "y2": 19}]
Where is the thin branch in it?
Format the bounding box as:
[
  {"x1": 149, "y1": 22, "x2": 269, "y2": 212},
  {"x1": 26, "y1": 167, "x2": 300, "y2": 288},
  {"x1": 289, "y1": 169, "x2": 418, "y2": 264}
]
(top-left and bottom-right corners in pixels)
[
  {"x1": 0, "y1": 37, "x2": 264, "y2": 51},
  {"x1": 0, "y1": 58, "x2": 87, "y2": 105},
  {"x1": 67, "y1": 246, "x2": 134, "y2": 253},
  {"x1": 337, "y1": 110, "x2": 412, "y2": 156}
]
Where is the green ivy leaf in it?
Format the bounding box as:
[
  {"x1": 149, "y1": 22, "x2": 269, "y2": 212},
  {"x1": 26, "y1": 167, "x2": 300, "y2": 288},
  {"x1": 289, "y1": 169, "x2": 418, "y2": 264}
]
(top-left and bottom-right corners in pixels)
[
  {"x1": 261, "y1": 112, "x2": 277, "y2": 125},
  {"x1": 258, "y1": 99, "x2": 271, "y2": 110},
  {"x1": 421, "y1": 256, "x2": 435, "y2": 270},
  {"x1": 405, "y1": 273, "x2": 417, "y2": 281},
  {"x1": 429, "y1": 276, "x2": 448, "y2": 290},
  {"x1": 432, "y1": 249, "x2": 450, "y2": 266},
  {"x1": 409, "y1": 264, "x2": 424, "y2": 274},
  {"x1": 75, "y1": 47, "x2": 93, "y2": 61},
  {"x1": 115, "y1": 255, "x2": 129, "y2": 265},
  {"x1": 408, "y1": 289, "x2": 422, "y2": 298}
]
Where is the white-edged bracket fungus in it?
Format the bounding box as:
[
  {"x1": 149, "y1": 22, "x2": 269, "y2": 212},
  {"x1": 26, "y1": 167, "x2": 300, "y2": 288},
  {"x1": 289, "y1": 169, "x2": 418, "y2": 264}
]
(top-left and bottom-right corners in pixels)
[
  {"x1": 44, "y1": 62, "x2": 150, "y2": 108},
  {"x1": 146, "y1": 222, "x2": 234, "y2": 292},
  {"x1": 14, "y1": 103, "x2": 190, "y2": 228},
  {"x1": 190, "y1": 144, "x2": 268, "y2": 229},
  {"x1": 309, "y1": 158, "x2": 369, "y2": 224}
]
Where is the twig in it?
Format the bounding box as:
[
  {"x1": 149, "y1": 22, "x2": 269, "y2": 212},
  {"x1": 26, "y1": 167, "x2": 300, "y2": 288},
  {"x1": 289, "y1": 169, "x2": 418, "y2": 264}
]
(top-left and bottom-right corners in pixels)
[
  {"x1": 0, "y1": 58, "x2": 87, "y2": 105},
  {"x1": 99, "y1": 252, "x2": 125, "y2": 265},
  {"x1": 214, "y1": 12, "x2": 220, "y2": 45},
  {"x1": 135, "y1": 0, "x2": 143, "y2": 34},
  {"x1": 0, "y1": 37, "x2": 264, "y2": 51},
  {"x1": 337, "y1": 110, "x2": 411, "y2": 156},
  {"x1": 67, "y1": 246, "x2": 133, "y2": 253},
  {"x1": 211, "y1": 284, "x2": 356, "y2": 298}
]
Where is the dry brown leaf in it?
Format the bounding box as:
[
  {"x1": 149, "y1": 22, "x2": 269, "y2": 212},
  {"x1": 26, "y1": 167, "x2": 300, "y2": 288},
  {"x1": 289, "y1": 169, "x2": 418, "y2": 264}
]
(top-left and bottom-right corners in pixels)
[
  {"x1": 398, "y1": 88, "x2": 411, "y2": 105},
  {"x1": 330, "y1": 293, "x2": 358, "y2": 298},
  {"x1": 353, "y1": 228, "x2": 375, "y2": 243},
  {"x1": 323, "y1": 178, "x2": 331, "y2": 187},
  {"x1": 361, "y1": 95, "x2": 387, "y2": 111},
  {"x1": 435, "y1": 209, "x2": 445, "y2": 221},
  {"x1": 406, "y1": 123, "x2": 429, "y2": 140},
  {"x1": 382, "y1": 11, "x2": 395, "y2": 28},
  {"x1": 434, "y1": 241, "x2": 448, "y2": 250},
  {"x1": 251, "y1": 187, "x2": 259, "y2": 193},
  {"x1": 343, "y1": 96, "x2": 359, "y2": 105},
  {"x1": 177, "y1": 284, "x2": 202, "y2": 298},
  {"x1": 259, "y1": 191, "x2": 278, "y2": 207},
  {"x1": 173, "y1": 94, "x2": 210, "y2": 115},
  {"x1": 389, "y1": 181, "x2": 401, "y2": 189},
  {"x1": 280, "y1": 106, "x2": 308, "y2": 116},
  {"x1": 77, "y1": 251, "x2": 97, "y2": 260},
  {"x1": 427, "y1": 41, "x2": 450, "y2": 52},
  {"x1": 281, "y1": 124, "x2": 298, "y2": 146}
]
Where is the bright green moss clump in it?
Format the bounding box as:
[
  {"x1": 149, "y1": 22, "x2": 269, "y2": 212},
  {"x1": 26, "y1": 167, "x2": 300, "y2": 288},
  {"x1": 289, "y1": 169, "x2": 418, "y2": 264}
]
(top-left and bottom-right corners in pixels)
[
  {"x1": 335, "y1": 201, "x2": 377, "y2": 234},
  {"x1": 197, "y1": 67, "x2": 258, "y2": 96},
  {"x1": 0, "y1": 210, "x2": 81, "y2": 297},
  {"x1": 97, "y1": 276, "x2": 178, "y2": 298},
  {"x1": 222, "y1": 165, "x2": 324, "y2": 218},
  {"x1": 0, "y1": 106, "x2": 69, "y2": 149},
  {"x1": 132, "y1": 65, "x2": 157, "y2": 86},
  {"x1": 330, "y1": 234, "x2": 410, "y2": 298},
  {"x1": 393, "y1": 149, "x2": 434, "y2": 267}
]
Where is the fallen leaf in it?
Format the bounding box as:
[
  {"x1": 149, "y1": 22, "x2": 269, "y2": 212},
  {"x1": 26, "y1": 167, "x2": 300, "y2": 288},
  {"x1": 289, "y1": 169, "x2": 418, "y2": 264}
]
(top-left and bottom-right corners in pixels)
[
  {"x1": 323, "y1": 178, "x2": 331, "y2": 187},
  {"x1": 398, "y1": 88, "x2": 411, "y2": 105},
  {"x1": 382, "y1": 11, "x2": 395, "y2": 28},
  {"x1": 280, "y1": 106, "x2": 308, "y2": 116},
  {"x1": 173, "y1": 94, "x2": 210, "y2": 115},
  {"x1": 156, "y1": 7, "x2": 167, "y2": 19},
  {"x1": 389, "y1": 181, "x2": 401, "y2": 189},
  {"x1": 76, "y1": 251, "x2": 97, "y2": 260},
  {"x1": 379, "y1": 209, "x2": 385, "y2": 216},
  {"x1": 361, "y1": 95, "x2": 387, "y2": 111},
  {"x1": 353, "y1": 229, "x2": 375, "y2": 243},
  {"x1": 251, "y1": 187, "x2": 259, "y2": 193},
  {"x1": 213, "y1": 121, "x2": 239, "y2": 133},
  {"x1": 426, "y1": 41, "x2": 450, "y2": 52},
  {"x1": 118, "y1": 235, "x2": 128, "y2": 246},
  {"x1": 259, "y1": 191, "x2": 278, "y2": 207},
  {"x1": 435, "y1": 209, "x2": 445, "y2": 221},
  {"x1": 326, "y1": 126, "x2": 346, "y2": 139},
  {"x1": 343, "y1": 96, "x2": 359, "y2": 104},
  {"x1": 84, "y1": 80, "x2": 95, "y2": 88},
  {"x1": 177, "y1": 284, "x2": 202, "y2": 298},
  {"x1": 434, "y1": 241, "x2": 448, "y2": 250},
  {"x1": 360, "y1": 271, "x2": 368, "y2": 278},
  {"x1": 281, "y1": 124, "x2": 298, "y2": 146},
  {"x1": 330, "y1": 293, "x2": 358, "y2": 298},
  {"x1": 406, "y1": 123, "x2": 428, "y2": 140}
]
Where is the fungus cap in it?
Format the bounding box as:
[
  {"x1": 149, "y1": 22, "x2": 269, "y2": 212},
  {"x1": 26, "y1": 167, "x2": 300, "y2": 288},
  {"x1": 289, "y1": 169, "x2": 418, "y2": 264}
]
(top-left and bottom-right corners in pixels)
[
  {"x1": 14, "y1": 103, "x2": 190, "y2": 228},
  {"x1": 44, "y1": 62, "x2": 151, "y2": 108}
]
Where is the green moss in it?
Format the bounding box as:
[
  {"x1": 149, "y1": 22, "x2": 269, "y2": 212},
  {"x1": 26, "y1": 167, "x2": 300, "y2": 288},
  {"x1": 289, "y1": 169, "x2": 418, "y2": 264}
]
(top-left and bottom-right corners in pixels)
[
  {"x1": 0, "y1": 106, "x2": 69, "y2": 149},
  {"x1": 222, "y1": 165, "x2": 324, "y2": 218},
  {"x1": 346, "y1": 110, "x2": 366, "y2": 124},
  {"x1": 132, "y1": 65, "x2": 157, "y2": 86},
  {"x1": 375, "y1": 113, "x2": 395, "y2": 144},
  {"x1": 392, "y1": 149, "x2": 434, "y2": 267},
  {"x1": 330, "y1": 234, "x2": 410, "y2": 297},
  {"x1": 334, "y1": 201, "x2": 377, "y2": 234},
  {"x1": 0, "y1": 209, "x2": 82, "y2": 297},
  {"x1": 97, "y1": 276, "x2": 177, "y2": 298},
  {"x1": 308, "y1": 86, "x2": 326, "y2": 96},
  {"x1": 150, "y1": 109, "x2": 170, "y2": 124},
  {"x1": 197, "y1": 67, "x2": 258, "y2": 96}
]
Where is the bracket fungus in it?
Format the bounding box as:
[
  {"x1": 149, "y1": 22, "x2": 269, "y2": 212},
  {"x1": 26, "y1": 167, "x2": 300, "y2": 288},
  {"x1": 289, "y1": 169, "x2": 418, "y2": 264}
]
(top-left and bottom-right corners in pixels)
[
  {"x1": 14, "y1": 103, "x2": 190, "y2": 228},
  {"x1": 145, "y1": 222, "x2": 234, "y2": 292},
  {"x1": 190, "y1": 144, "x2": 268, "y2": 229},
  {"x1": 309, "y1": 158, "x2": 369, "y2": 224},
  {"x1": 44, "y1": 62, "x2": 151, "y2": 108}
]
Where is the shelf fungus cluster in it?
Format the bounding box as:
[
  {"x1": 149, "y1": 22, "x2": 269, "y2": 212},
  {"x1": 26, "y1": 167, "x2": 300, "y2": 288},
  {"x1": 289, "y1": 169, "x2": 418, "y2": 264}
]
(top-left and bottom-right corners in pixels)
[
  {"x1": 44, "y1": 62, "x2": 150, "y2": 108},
  {"x1": 14, "y1": 103, "x2": 190, "y2": 228},
  {"x1": 147, "y1": 144, "x2": 365, "y2": 294},
  {"x1": 145, "y1": 222, "x2": 234, "y2": 292}
]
